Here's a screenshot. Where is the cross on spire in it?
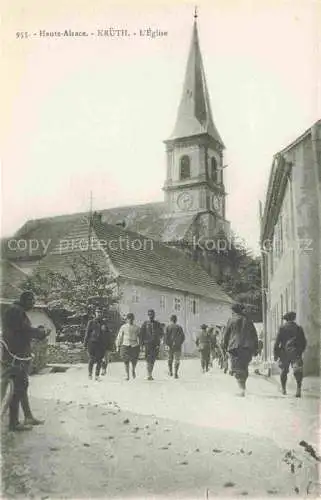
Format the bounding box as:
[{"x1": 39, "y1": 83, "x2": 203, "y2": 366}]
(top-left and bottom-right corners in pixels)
[{"x1": 194, "y1": 6, "x2": 198, "y2": 19}]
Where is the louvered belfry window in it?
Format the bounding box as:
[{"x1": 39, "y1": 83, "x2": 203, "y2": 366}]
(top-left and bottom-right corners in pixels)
[
  {"x1": 211, "y1": 156, "x2": 218, "y2": 183},
  {"x1": 180, "y1": 155, "x2": 191, "y2": 180}
]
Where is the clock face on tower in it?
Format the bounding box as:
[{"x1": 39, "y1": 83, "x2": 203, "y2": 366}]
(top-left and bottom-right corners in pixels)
[{"x1": 177, "y1": 191, "x2": 193, "y2": 210}]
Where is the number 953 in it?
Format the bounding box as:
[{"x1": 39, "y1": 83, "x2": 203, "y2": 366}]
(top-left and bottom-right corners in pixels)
[{"x1": 16, "y1": 32, "x2": 29, "y2": 39}]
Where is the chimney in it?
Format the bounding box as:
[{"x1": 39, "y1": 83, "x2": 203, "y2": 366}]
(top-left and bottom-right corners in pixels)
[{"x1": 92, "y1": 211, "x2": 103, "y2": 223}]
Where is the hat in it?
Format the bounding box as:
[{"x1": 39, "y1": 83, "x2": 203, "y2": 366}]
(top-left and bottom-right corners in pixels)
[
  {"x1": 283, "y1": 311, "x2": 296, "y2": 321},
  {"x1": 231, "y1": 302, "x2": 245, "y2": 314},
  {"x1": 20, "y1": 291, "x2": 35, "y2": 304},
  {"x1": 200, "y1": 324, "x2": 208, "y2": 330}
]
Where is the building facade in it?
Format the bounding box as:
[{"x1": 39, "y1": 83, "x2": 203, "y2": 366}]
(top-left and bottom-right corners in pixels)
[
  {"x1": 260, "y1": 120, "x2": 321, "y2": 375},
  {"x1": 119, "y1": 280, "x2": 230, "y2": 354}
]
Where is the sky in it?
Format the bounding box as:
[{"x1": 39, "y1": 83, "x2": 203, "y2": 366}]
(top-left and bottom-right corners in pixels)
[{"x1": 1, "y1": 0, "x2": 320, "y2": 253}]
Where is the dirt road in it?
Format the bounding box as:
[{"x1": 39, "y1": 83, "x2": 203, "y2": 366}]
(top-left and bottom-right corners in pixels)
[{"x1": 1, "y1": 360, "x2": 319, "y2": 499}]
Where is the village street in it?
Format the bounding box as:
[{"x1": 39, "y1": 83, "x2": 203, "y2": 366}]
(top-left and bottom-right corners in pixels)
[{"x1": 2, "y1": 359, "x2": 320, "y2": 499}]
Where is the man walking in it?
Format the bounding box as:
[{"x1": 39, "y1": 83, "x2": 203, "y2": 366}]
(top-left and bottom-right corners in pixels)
[
  {"x1": 100, "y1": 311, "x2": 114, "y2": 376},
  {"x1": 196, "y1": 324, "x2": 212, "y2": 372},
  {"x1": 1, "y1": 291, "x2": 50, "y2": 431},
  {"x1": 165, "y1": 315, "x2": 185, "y2": 378},
  {"x1": 274, "y1": 311, "x2": 307, "y2": 397},
  {"x1": 116, "y1": 313, "x2": 140, "y2": 380},
  {"x1": 140, "y1": 309, "x2": 163, "y2": 380},
  {"x1": 84, "y1": 307, "x2": 109, "y2": 381},
  {"x1": 223, "y1": 303, "x2": 258, "y2": 397}
]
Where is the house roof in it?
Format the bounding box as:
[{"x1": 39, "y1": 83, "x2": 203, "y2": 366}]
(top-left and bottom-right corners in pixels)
[
  {"x1": 0, "y1": 259, "x2": 29, "y2": 299},
  {"x1": 168, "y1": 19, "x2": 224, "y2": 146},
  {"x1": 260, "y1": 120, "x2": 321, "y2": 242},
  {"x1": 277, "y1": 119, "x2": 320, "y2": 155},
  {"x1": 36, "y1": 215, "x2": 232, "y2": 304}
]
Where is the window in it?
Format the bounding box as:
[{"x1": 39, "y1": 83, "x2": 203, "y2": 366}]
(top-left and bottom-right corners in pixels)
[
  {"x1": 269, "y1": 247, "x2": 274, "y2": 276},
  {"x1": 160, "y1": 295, "x2": 166, "y2": 310},
  {"x1": 284, "y1": 206, "x2": 291, "y2": 246},
  {"x1": 180, "y1": 155, "x2": 191, "y2": 180},
  {"x1": 285, "y1": 287, "x2": 289, "y2": 313},
  {"x1": 132, "y1": 289, "x2": 140, "y2": 303},
  {"x1": 174, "y1": 297, "x2": 181, "y2": 312},
  {"x1": 190, "y1": 297, "x2": 199, "y2": 315},
  {"x1": 210, "y1": 157, "x2": 218, "y2": 183},
  {"x1": 274, "y1": 215, "x2": 284, "y2": 261},
  {"x1": 290, "y1": 281, "x2": 296, "y2": 310},
  {"x1": 279, "y1": 215, "x2": 284, "y2": 256}
]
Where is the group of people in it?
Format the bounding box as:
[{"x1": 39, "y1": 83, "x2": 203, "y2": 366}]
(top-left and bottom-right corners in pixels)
[
  {"x1": 84, "y1": 302, "x2": 307, "y2": 400},
  {"x1": 84, "y1": 309, "x2": 185, "y2": 382},
  {"x1": 1, "y1": 291, "x2": 307, "y2": 432}
]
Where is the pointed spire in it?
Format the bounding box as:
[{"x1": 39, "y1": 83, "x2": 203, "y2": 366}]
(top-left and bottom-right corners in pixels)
[{"x1": 169, "y1": 12, "x2": 224, "y2": 147}]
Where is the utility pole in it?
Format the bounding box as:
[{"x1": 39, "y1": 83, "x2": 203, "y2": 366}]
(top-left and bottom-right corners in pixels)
[{"x1": 88, "y1": 190, "x2": 93, "y2": 264}]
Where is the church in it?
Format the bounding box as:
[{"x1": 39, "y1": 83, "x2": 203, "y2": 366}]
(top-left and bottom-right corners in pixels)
[{"x1": 1, "y1": 15, "x2": 234, "y2": 352}]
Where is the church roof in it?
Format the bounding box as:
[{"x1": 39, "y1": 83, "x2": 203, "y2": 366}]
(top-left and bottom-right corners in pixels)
[
  {"x1": 34, "y1": 215, "x2": 231, "y2": 303},
  {"x1": 168, "y1": 19, "x2": 224, "y2": 146},
  {"x1": 4, "y1": 202, "x2": 197, "y2": 260}
]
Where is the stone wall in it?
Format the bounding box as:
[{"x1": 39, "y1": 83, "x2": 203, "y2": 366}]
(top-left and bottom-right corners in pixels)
[
  {"x1": 47, "y1": 343, "x2": 89, "y2": 364},
  {"x1": 46, "y1": 343, "x2": 195, "y2": 365}
]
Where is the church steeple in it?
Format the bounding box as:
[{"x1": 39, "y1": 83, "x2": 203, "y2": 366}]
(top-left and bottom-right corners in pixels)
[
  {"x1": 169, "y1": 13, "x2": 224, "y2": 147},
  {"x1": 163, "y1": 11, "x2": 228, "y2": 240}
]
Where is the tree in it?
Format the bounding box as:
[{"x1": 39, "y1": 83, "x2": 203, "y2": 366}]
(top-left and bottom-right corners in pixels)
[
  {"x1": 219, "y1": 234, "x2": 262, "y2": 321},
  {"x1": 21, "y1": 254, "x2": 121, "y2": 333}
]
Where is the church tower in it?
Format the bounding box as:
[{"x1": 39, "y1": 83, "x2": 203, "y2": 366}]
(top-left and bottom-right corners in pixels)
[{"x1": 163, "y1": 12, "x2": 229, "y2": 240}]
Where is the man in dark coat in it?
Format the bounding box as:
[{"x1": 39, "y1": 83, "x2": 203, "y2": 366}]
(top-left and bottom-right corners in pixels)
[
  {"x1": 84, "y1": 307, "x2": 110, "y2": 380},
  {"x1": 223, "y1": 303, "x2": 258, "y2": 396},
  {"x1": 100, "y1": 310, "x2": 114, "y2": 376},
  {"x1": 1, "y1": 291, "x2": 50, "y2": 431},
  {"x1": 140, "y1": 309, "x2": 164, "y2": 380},
  {"x1": 274, "y1": 311, "x2": 307, "y2": 397},
  {"x1": 165, "y1": 314, "x2": 185, "y2": 378}
]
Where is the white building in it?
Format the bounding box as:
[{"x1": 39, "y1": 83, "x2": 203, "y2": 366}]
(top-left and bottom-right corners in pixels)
[{"x1": 260, "y1": 120, "x2": 321, "y2": 375}]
